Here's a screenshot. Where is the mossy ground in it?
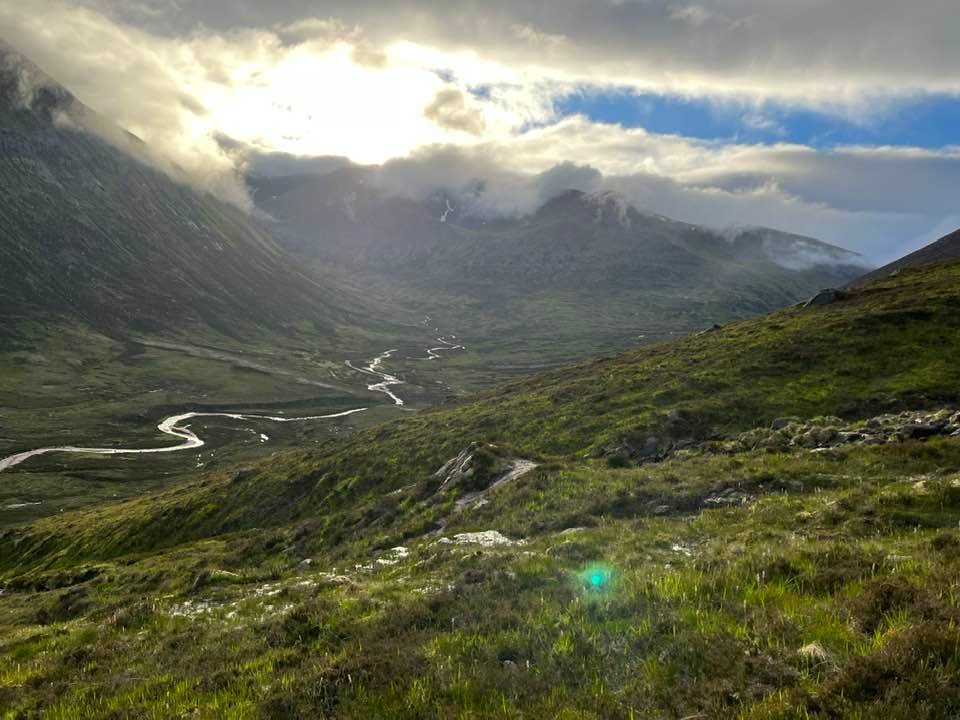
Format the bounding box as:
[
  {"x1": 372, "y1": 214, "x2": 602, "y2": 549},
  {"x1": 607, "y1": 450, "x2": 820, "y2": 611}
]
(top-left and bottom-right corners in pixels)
[
  {"x1": 3, "y1": 261, "x2": 960, "y2": 717},
  {"x1": 3, "y1": 440, "x2": 960, "y2": 718}
]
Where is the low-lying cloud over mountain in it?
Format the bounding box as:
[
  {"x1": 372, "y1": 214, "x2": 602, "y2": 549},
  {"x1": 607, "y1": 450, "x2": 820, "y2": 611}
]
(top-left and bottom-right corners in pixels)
[{"x1": 3, "y1": 1, "x2": 959, "y2": 263}]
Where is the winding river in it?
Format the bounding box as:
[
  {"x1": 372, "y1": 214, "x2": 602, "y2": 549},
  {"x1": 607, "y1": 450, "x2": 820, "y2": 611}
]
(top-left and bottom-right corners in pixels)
[
  {"x1": 1, "y1": 332, "x2": 465, "y2": 475},
  {"x1": 346, "y1": 350, "x2": 405, "y2": 406},
  {"x1": 423, "y1": 336, "x2": 466, "y2": 360},
  {"x1": 0, "y1": 408, "x2": 367, "y2": 474}
]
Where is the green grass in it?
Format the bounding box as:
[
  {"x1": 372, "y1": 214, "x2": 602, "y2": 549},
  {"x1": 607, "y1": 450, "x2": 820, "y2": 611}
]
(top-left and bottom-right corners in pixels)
[
  {"x1": 3, "y1": 440, "x2": 960, "y2": 717},
  {"x1": 3, "y1": 260, "x2": 960, "y2": 717}
]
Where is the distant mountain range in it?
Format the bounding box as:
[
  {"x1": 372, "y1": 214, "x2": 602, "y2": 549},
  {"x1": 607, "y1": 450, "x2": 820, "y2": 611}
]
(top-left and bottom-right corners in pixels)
[
  {"x1": 0, "y1": 41, "x2": 872, "y2": 376},
  {"x1": 251, "y1": 166, "x2": 869, "y2": 301}
]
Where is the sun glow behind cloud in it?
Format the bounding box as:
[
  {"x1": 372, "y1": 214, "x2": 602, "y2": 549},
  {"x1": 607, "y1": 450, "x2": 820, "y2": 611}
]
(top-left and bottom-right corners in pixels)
[
  {"x1": 205, "y1": 42, "x2": 463, "y2": 164},
  {"x1": 185, "y1": 35, "x2": 562, "y2": 166},
  {"x1": 4, "y1": 0, "x2": 960, "y2": 261}
]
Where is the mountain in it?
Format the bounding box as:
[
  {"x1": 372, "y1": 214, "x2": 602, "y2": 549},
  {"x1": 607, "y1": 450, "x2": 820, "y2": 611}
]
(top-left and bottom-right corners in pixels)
[
  {"x1": 849, "y1": 226, "x2": 960, "y2": 287},
  {"x1": 251, "y1": 168, "x2": 868, "y2": 297},
  {"x1": 3, "y1": 253, "x2": 960, "y2": 718},
  {"x1": 0, "y1": 44, "x2": 339, "y2": 342}
]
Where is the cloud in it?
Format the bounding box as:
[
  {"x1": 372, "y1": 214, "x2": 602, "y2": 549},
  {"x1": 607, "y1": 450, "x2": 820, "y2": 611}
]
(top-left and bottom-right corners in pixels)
[
  {"x1": 424, "y1": 87, "x2": 486, "y2": 135},
  {"x1": 69, "y1": 0, "x2": 960, "y2": 107},
  {"x1": 357, "y1": 128, "x2": 955, "y2": 263},
  {"x1": 0, "y1": 1, "x2": 255, "y2": 205},
  {"x1": 1, "y1": 0, "x2": 958, "y2": 264},
  {"x1": 239, "y1": 147, "x2": 353, "y2": 177}
]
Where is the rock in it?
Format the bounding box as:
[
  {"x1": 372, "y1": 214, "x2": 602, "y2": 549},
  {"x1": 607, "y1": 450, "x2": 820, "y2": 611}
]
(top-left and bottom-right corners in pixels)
[
  {"x1": 433, "y1": 443, "x2": 509, "y2": 491},
  {"x1": 900, "y1": 424, "x2": 945, "y2": 440},
  {"x1": 771, "y1": 417, "x2": 800, "y2": 430},
  {"x1": 702, "y1": 488, "x2": 754, "y2": 507},
  {"x1": 433, "y1": 446, "x2": 478, "y2": 488},
  {"x1": 803, "y1": 289, "x2": 847, "y2": 307},
  {"x1": 837, "y1": 431, "x2": 865, "y2": 444},
  {"x1": 440, "y1": 530, "x2": 523, "y2": 547}
]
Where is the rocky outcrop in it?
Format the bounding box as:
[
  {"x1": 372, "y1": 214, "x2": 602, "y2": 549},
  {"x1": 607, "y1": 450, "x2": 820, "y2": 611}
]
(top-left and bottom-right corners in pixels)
[
  {"x1": 433, "y1": 442, "x2": 510, "y2": 491},
  {"x1": 455, "y1": 460, "x2": 538, "y2": 512},
  {"x1": 720, "y1": 408, "x2": 960, "y2": 455},
  {"x1": 604, "y1": 408, "x2": 960, "y2": 467},
  {"x1": 437, "y1": 531, "x2": 524, "y2": 547},
  {"x1": 803, "y1": 288, "x2": 848, "y2": 307}
]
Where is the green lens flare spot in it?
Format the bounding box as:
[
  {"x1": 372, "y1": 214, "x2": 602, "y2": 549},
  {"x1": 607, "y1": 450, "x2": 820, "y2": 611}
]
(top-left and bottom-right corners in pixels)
[{"x1": 580, "y1": 564, "x2": 614, "y2": 592}]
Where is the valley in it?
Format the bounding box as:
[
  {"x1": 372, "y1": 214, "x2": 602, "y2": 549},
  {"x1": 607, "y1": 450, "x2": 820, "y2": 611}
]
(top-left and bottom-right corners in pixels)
[
  {"x1": 3, "y1": 32, "x2": 960, "y2": 720},
  {"x1": 3, "y1": 258, "x2": 960, "y2": 718}
]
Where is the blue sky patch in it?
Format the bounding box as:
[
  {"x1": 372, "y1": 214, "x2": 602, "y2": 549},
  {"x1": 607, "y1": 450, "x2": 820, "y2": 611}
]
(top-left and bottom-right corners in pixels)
[{"x1": 555, "y1": 88, "x2": 960, "y2": 149}]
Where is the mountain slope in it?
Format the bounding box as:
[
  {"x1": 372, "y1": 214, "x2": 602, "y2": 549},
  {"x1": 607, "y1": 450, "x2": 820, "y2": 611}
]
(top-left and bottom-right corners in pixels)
[
  {"x1": 252, "y1": 169, "x2": 868, "y2": 296},
  {"x1": 10, "y1": 254, "x2": 958, "y2": 561},
  {"x1": 849, "y1": 226, "x2": 960, "y2": 287},
  {"x1": 0, "y1": 45, "x2": 338, "y2": 342},
  {"x1": 2, "y1": 255, "x2": 959, "y2": 718}
]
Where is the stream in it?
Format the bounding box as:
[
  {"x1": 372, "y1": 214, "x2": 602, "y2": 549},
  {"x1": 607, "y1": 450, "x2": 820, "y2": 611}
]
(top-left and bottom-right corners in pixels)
[
  {"x1": 1, "y1": 330, "x2": 465, "y2": 474},
  {"x1": 0, "y1": 408, "x2": 367, "y2": 473}
]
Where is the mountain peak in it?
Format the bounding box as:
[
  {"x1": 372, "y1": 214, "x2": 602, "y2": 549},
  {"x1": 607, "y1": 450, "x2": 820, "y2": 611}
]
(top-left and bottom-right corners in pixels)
[{"x1": 0, "y1": 40, "x2": 76, "y2": 118}]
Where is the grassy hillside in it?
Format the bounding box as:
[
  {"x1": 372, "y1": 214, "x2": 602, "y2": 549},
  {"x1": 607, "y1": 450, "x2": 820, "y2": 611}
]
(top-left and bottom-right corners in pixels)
[
  {"x1": 851, "y1": 227, "x2": 960, "y2": 288},
  {"x1": 2, "y1": 260, "x2": 960, "y2": 718}
]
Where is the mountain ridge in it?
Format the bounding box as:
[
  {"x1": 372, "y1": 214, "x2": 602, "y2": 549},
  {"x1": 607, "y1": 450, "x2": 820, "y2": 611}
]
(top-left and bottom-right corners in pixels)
[
  {"x1": 251, "y1": 168, "x2": 868, "y2": 293},
  {"x1": 849, "y1": 226, "x2": 960, "y2": 287}
]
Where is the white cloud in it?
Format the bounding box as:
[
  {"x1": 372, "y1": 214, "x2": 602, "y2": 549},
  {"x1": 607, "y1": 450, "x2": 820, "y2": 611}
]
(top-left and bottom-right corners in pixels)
[{"x1": 1, "y1": 0, "x2": 958, "y2": 263}]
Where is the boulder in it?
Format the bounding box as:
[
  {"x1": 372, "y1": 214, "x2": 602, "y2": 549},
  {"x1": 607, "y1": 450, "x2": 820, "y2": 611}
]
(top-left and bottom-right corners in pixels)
[
  {"x1": 702, "y1": 487, "x2": 754, "y2": 507},
  {"x1": 433, "y1": 443, "x2": 509, "y2": 491},
  {"x1": 771, "y1": 417, "x2": 800, "y2": 430},
  {"x1": 803, "y1": 289, "x2": 847, "y2": 308},
  {"x1": 900, "y1": 424, "x2": 945, "y2": 440}
]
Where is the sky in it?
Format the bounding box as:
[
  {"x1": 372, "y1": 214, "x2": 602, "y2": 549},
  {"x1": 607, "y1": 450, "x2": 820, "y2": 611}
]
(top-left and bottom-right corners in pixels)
[{"x1": 2, "y1": 0, "x2": 959, "y2": 263}]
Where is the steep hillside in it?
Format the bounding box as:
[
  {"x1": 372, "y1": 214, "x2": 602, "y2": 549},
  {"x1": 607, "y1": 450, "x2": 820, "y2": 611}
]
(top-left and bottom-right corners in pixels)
[
  {"x1": 2, "y1": 258, "x2": 959, "y2": 718},
  {"x1": 0, "y1": 45, "x2": 339, "y2": 342},
  {"x1": 850, "y1": 227, "x2": 960, "y2": 287}
]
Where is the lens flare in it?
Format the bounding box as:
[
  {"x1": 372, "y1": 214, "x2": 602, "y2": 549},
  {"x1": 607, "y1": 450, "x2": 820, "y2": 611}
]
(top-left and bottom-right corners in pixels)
[{"x1": 580, "y1": 564, "x2": 614, "y2": 592}]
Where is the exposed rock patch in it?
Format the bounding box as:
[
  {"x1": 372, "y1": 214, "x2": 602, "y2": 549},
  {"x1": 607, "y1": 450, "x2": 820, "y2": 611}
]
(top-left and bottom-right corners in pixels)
[
  {"x1": 803, "y1": 288, "x2": 847, "y2": 307},
  {"x1": 723, "y1": 408, "x2": 960, "y2": 455},
  {"x1": 702, "y1": 488, "x2": 755, "y2": 508},
  {"x1": 455, "y1": 459, "x2": 538, "y2": 511},
  {"x1": 607, "y1": 408, "x2": 960, "y2": 467},
  {"x1": 434, "y1": 442, "x2": 512, "y2": 492},
  {"x1": 438, "y1": 530, "x2": 524, "y2": 547}
]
